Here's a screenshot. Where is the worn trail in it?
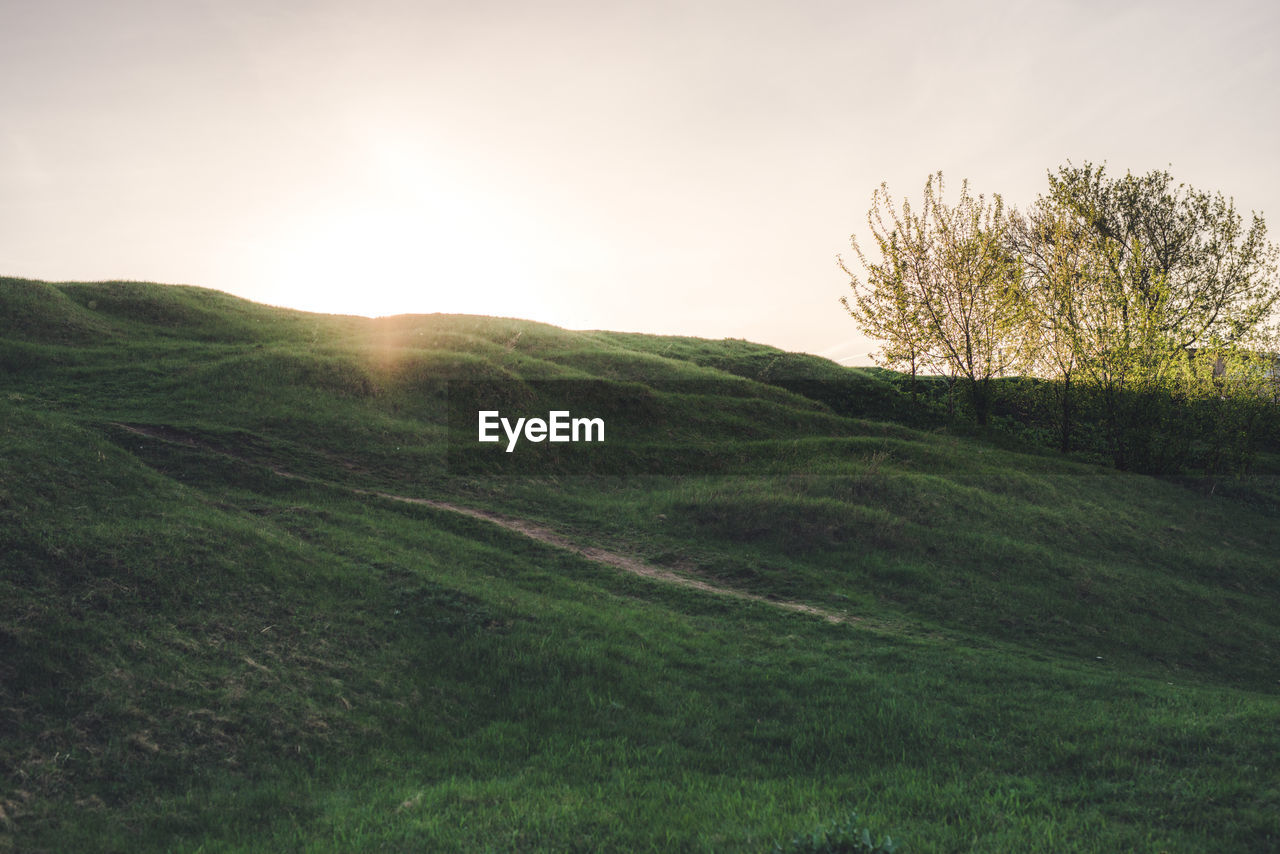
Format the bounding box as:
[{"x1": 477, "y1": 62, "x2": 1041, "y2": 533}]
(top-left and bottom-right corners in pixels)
[{"x1": 112, "y1": 422, "x2": 867, "y2": 627}]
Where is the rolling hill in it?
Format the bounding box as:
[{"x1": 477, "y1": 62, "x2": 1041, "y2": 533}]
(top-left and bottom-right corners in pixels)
[{"x1": 2, "y1": 277, "x2": 1278, "y2": 852}]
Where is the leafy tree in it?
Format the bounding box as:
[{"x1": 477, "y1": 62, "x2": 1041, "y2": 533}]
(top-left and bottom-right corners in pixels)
[
  {"x1": 839, "y1": 186, "x2": 934, "y2": 396},
  {"x1": 1014, "y1": 162, "x2": 1280, "y2": 469},
  {"x1": 842, "y1": 172, "x2": 1025, "y2": 425},
  {"x1": 1043, "y1": 162, "x2": 1279, "y2": 352},
  {"x1": 1007, "y1": 205, "x2": 1093, "y2": 451},
  {"x1": 845, "y1": 163, "x2": 1278, "y2": 470}
]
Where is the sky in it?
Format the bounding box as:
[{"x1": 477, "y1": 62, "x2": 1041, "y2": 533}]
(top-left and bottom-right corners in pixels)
[{"x1": 3, "y1": 0, "x2": 1278, "y2": 365}]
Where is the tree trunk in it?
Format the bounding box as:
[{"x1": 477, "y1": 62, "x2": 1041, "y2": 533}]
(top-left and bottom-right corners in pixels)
[
  {"x1": 970, "y1": 379, "x2": 991, "y2": 427},
  {"x1": 1059, "y1": 372, "x2": 1073, "y2": 453}
]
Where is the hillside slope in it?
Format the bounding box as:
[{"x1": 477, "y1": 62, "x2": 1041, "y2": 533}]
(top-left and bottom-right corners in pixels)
[{"x1": 2, "y1": 278, "x2": 1278, "y2": 852}]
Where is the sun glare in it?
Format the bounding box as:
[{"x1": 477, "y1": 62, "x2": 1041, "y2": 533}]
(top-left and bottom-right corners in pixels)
[
  {"x1": 250, "y1": 138, "x2": 558, "y2": 322},
  {"x1": 264, "y1": 206, "x2": 517, "y2": 317}
]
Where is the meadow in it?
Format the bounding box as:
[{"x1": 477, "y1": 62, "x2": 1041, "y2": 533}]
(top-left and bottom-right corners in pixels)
[{"x1": 2, "y1": 277, "x2": 1278, "y2": 852}]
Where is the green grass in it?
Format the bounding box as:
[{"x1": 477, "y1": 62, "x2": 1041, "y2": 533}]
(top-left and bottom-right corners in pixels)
[{"x1": 2, "y1": 277, "x2": 1278, "y2": 851}]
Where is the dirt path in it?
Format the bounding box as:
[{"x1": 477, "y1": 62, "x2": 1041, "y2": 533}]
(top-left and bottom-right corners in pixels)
[
  {"x1": 362, "y1": 490, "x2": 853, "y2": 623},
  {"x1": 112, "y1": 422, "x2": 859, "y2": 626}
]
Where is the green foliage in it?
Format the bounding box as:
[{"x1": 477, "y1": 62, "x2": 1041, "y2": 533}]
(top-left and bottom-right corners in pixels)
[
  {"x1": 846, "y1": 165, "x2": 1280, "y2": 473},
  {"x1": 1038, "y1": 162, "x2": 1279, "y2": 352},
  {"x1": 775, "y1": 811, "x2": 898, "y2": 853},
  {"x1": 1014, "y1": 162, "x2": 1280, "y2": 470},
  {"x1": 841, "y1": 172, "x2": 1025, "y2": 424},
  {"x1": 979, "y1": 353, "x2": 1280, "y2": 474}
]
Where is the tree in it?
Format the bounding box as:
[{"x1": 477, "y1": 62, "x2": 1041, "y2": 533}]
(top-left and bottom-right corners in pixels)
[
  {"x1": 1007, "y1": 204, "x2": 1095, "y2": 452},
  {"x1": 1041, "y1": 162, "x2": 1279, "y2": 353},
  {"x1": 839, "y1": 185, "x2": 935, "y2": 396},
  {"x1": 841, "y1": 172, "x2": 1025, "y2": 425},
  {"x1": 1011, "y1": 162, "x2": 1280, "y2": 469}
]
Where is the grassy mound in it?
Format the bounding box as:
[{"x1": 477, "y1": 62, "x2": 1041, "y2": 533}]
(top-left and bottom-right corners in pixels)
[{"x1": 2, "y1": 278, "x2": 1277, "y2": 851}]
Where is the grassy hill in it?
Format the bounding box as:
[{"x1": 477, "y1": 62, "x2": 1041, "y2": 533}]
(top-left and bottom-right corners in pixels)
[{"x1": 2, "y1": 277, "x2": 1278, "y2": 852}]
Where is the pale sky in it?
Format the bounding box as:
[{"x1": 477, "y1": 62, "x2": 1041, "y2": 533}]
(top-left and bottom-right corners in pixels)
[{"x1": 3, "y1": 0, "x2": 1277, "y2": 364}]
